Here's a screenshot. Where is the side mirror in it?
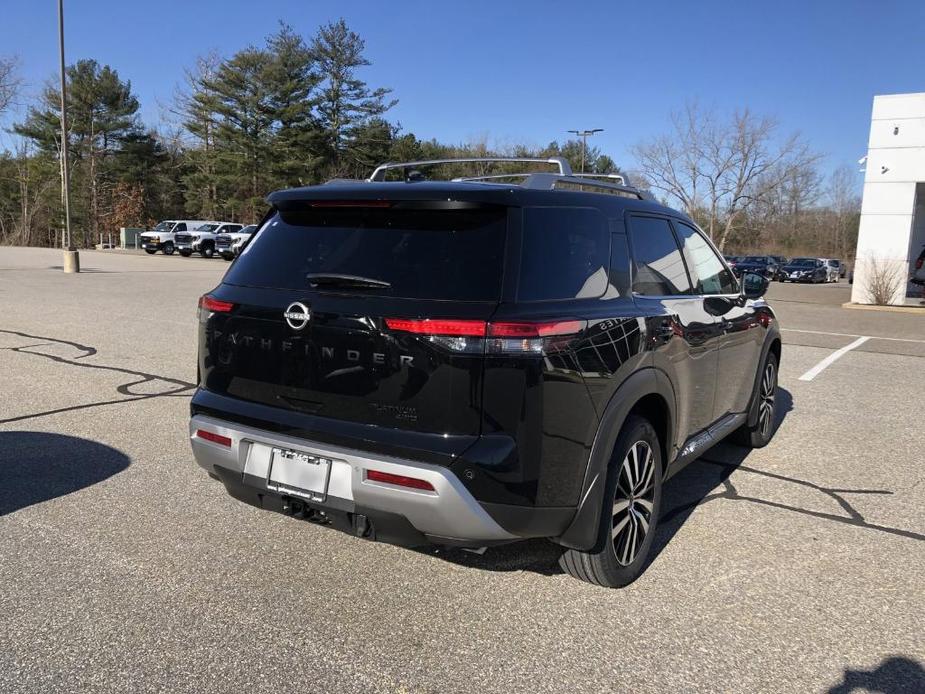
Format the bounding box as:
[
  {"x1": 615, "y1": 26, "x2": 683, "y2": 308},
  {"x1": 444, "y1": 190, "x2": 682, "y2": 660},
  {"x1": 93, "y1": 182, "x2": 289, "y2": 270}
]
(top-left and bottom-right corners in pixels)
[{"x1": 742, "y1": 272, "x2": 769, "y2": 300}]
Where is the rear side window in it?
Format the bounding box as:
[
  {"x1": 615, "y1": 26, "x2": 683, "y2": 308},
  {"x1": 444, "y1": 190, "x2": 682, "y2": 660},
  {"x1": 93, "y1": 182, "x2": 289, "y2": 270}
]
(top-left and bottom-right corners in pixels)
[
  {"x1": 518, "y1": 207, "x2": 609, "y2": 301},
  {"x1": 673, "y1": 221, "x2": 738, "y2": 295},
  {"x1": 627, "y1": 216, "x2": 691, "y2": 296},
  {"x1": 224, "y1": 206, "x2": 506, "y2": 301},
  {"x1": 175, "y1": 223, "x2": 187, "y2": 232}
]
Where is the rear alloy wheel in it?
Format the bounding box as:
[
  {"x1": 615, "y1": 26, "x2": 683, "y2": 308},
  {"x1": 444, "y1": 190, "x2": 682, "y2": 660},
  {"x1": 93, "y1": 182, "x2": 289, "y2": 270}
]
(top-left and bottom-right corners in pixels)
[
  {"x1": 733, "y1": 352, "x2": 778, "y2": 448},
  {"x1": 163, "y1": 242, "x2": 175, "y2": 256},
  {"x1": 560, "y1": 415, "x2": 663, "y2": 588},
  {"x1": 201, "y1": 244, "x2": 214, "y2": 259}
]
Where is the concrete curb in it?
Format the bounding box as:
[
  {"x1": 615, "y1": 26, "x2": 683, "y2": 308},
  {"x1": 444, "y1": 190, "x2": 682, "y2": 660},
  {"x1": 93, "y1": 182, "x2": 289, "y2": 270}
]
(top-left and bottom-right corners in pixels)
[{"x1": 842, "y1": 302, "x2": 925, "y2": 314}]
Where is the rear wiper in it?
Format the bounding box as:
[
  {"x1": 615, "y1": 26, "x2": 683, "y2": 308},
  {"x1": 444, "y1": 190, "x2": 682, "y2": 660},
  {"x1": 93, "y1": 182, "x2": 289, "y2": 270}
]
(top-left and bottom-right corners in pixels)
[{"x1": 306, "y1": 273, "x2": 392, "y2": 289}]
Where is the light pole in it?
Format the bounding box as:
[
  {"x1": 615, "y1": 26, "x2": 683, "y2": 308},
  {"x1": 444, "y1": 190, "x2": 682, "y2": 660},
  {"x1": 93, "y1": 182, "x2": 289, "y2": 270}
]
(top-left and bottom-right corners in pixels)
[
  {"x1": 567, "y1": 128, "x2": 603, "y2": 173},
  {"x1": 58, "y1": 0, "x2": 78, "y2": 272}
]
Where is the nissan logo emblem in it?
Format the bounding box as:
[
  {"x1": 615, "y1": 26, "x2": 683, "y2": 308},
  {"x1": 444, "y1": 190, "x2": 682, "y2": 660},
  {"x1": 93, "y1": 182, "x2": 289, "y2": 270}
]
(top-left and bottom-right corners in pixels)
[{"x1": 284, "y1": 302, "x2": 311, "y2": 330}]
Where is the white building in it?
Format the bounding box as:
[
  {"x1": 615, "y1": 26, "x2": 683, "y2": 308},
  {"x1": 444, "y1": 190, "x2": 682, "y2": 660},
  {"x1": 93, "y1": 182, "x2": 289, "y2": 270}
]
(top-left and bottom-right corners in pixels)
[{"x1": 852, "y1": 92, "x2": 925, "y2": 305}]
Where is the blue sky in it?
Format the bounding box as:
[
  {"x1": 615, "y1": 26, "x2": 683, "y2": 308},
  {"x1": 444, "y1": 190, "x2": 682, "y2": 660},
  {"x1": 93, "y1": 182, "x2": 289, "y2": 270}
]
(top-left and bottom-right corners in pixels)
[{"x1": 3, "y1": 0, "x2": 924, "y2": 183}]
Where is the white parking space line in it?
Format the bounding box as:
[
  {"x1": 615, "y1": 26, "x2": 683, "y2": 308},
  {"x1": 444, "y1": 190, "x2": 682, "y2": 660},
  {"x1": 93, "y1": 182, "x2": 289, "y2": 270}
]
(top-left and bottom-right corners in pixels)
[
  {"x1": 783, "y1": 328, "x2": 925, "y2": 344},
  {"x1": 798, "y1": 336, "x2": 871, "y2": 381}
]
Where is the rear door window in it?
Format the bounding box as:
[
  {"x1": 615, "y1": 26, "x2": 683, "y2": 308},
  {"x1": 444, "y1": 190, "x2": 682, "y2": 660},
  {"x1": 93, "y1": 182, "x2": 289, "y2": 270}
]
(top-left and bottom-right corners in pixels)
[
  {"x1": 627, "y1": 215, "x2": 692, "y2": 296},
  {"x1": 224, "y1": 205, "x2": 507, "y2": 301},
  {"x1": 517, "y1": 207, "x2": 609, "y2": 301}
]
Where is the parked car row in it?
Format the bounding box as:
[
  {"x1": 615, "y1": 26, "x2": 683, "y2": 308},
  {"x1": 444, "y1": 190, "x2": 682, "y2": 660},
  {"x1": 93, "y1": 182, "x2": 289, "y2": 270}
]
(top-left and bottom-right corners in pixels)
[
  {"x1": 723, "y1": 254, "x2": 849, "y2": 284},
  {"x1": 139, "y1": 220, "x2": 258, "y2": 261}
]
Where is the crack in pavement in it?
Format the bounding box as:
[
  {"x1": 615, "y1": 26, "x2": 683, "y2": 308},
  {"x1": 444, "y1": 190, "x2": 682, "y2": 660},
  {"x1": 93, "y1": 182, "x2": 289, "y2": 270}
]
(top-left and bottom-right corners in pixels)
[{"x1": 0, "y1": 329, "x2": 195, "y2": 425}]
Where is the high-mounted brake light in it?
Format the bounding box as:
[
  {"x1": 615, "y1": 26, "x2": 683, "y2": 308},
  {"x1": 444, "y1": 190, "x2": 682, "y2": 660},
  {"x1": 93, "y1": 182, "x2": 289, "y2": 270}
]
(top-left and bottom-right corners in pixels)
[
  {"x1": 310, "y1": 200, "x2": 392, "y2": 208},
  {"x1": 196, "y1": 429, "x2": 232, "y2": 447},
  {"x1": 385, "y1": 318, "x2": 487, "y2": 337},
  {"x1": 365, "y1": 469, "x2": 435, "y2": 491},
  {"x1": 199, "y1": 295, "x2": 235, "y2": 313}
]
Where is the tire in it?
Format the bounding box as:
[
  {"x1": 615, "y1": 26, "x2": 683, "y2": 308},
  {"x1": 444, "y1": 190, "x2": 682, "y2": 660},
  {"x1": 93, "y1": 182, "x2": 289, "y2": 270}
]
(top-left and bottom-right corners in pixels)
[
  {"x1": 144, "y1": 249, "x2": 156, "y2": 255},
  {"x1": 201, "y1": 244, "x2": 214, "y2": 259},
  {"x1": 221, "y1": 252, "x2": 234, "y2": 261},
  {"x1": 179, "y1": 249, "x2": 192, "y2": 257},
  {"x1": 163, "y1": 243, "x2": 175, "y2": 256},
  {"x1": 559, "y1": 415, "x2": 663, "y2": 588},
  {"x1": 733, "y1": 352, "x2": 778, "y2": 448}
]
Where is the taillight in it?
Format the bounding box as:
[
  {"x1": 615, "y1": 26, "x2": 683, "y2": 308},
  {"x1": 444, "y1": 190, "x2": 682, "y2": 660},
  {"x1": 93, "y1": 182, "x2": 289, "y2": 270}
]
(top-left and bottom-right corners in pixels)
[
  {"x1": 384, "y1": 318, "x2": 486, "y2": 336},
  {"x1": 199, "y1": 295, "x2": 235, "y2": 313},
  {"x1": 365, "y1": 469, "x2": 435, "y2": 491},
  {"x1": 917, "y1": 257, "x2": 923, "y2": 270},
  {"x1": 384, "y1": 318, "x2": 586, "y2": 355},
  {"x1": 196, "y1": 429, "x2": 232, "y2": 447}
]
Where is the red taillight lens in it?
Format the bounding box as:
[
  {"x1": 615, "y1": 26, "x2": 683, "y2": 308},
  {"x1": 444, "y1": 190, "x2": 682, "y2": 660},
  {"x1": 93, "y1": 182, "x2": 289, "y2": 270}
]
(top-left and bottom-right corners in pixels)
[
  {"x1": 196, "y1": 429, "x2": 232, "y2": 447},
  {"x1": 385, "y1": 318, "x2": 487, "y2": 337},
  {"x1": 365, "y1": 469, "x2": 435, "y2": 491},
  {"x1": 489, "y1": 320, "x2": 585, "y2": 338},
  {"x1": 199, "y1": 295, "x2": 235, "y2": 313}
]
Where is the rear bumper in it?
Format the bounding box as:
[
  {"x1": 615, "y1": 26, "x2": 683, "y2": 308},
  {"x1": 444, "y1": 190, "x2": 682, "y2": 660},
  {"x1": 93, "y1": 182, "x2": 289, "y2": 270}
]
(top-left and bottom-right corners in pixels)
[{"x1": 190, "y1": 414, "x2": 519, "y2": 546}]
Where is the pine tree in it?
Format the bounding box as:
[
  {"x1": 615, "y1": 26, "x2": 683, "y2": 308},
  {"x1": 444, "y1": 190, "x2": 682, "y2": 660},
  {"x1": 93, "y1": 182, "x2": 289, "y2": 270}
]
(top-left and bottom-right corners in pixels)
[{"x1": 311, "y1": 19, "x2": 397, "y2": 177}]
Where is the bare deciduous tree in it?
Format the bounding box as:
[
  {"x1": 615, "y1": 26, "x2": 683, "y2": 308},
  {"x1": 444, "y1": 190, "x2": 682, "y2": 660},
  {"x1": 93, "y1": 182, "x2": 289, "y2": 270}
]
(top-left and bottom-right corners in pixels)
[
  {"x1": 0, "y1": 55, "x2": 21, "y2": 116},
  {"x1": 631, "y1": 103, "x2": 820, "y2": 251}
]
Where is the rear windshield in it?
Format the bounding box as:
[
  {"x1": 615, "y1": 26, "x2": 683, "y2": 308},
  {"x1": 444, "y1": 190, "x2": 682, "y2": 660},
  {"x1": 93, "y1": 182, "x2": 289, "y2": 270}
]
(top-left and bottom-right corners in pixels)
[{"x1": 225, "y1": 205, "x2": 506, "y2": 300}]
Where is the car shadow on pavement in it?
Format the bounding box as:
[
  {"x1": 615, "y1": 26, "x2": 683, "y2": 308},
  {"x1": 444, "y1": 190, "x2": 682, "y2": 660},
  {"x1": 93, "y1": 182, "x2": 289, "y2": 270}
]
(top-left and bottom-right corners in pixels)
[
  {"x1": 828, "y1": 656, "x2": 925, "y2": 694},
  {"x1": 0, "y1": 431, "x2": 130, "y2": 516},
  {"x1": 648, "y1": 387, "x2": 795, "y2": 564},
  {"x1": 425, "y1": 388, "x2": 795, "y2": 579}
]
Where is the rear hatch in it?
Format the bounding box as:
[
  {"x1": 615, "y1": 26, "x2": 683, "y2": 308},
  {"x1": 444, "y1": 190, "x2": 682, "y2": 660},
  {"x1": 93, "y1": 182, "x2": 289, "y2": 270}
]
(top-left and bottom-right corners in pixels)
[{"x1": 199, "y1": 201, "x2": 507, "y2": 442}]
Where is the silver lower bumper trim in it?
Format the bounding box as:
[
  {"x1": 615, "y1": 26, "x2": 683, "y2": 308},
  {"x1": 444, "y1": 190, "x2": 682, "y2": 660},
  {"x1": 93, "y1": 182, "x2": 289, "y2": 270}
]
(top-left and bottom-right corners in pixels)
[{"x1": 189, "y1": 415, "x2": 516, "y2": 542}]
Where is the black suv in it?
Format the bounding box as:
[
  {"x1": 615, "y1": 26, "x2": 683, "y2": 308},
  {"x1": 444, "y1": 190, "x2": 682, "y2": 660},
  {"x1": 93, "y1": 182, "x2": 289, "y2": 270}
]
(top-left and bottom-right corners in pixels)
[
  {"x1": 190, "y1": 158, "x2": 781, "y2": 588},
  {"x1": 733, "y1": 255, "x2": 781, "y2": 279}
]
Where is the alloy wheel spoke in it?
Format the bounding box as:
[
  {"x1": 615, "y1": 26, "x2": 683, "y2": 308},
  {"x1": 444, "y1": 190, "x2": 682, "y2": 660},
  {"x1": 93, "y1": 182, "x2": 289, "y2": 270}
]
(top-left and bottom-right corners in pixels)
[
  {"x1": 613, "y1": 498, "x2": 630, "y2": 514},
  {"x1": 635, "y1": 509, "x2": 650, "y2": 535},
  {"x1": 636, "y1": 449, "x2": 654, "y2": 494},
  {"x1": 635, "y1": 498, "x2": 654, "y2": 513},
  {"x1": 611, "y1": 514, "x2": 630, "y2": 540}
]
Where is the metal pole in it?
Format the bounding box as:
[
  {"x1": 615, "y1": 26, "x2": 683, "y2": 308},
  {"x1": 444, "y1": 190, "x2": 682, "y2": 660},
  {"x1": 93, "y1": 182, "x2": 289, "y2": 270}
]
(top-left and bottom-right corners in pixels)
[
  {"x1": 567, "y1": 128, "x2": 603, "y2": 174},
  {"x1": 58, "y1": 0, "x2": 72, "y2": 250},
  {"x1": 58, "y1": 0, "x2": 79, "y2": 271},
  {"x1": 580, "y1": 133, "x2": 587, "y2": 174}
]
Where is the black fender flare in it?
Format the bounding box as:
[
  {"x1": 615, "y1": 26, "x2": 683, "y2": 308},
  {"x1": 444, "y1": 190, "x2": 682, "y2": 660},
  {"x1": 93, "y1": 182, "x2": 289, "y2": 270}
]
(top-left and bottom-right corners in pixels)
[
  {"x1": 557, "y1": 367, "x2": 676, "y2": 551},
  {"x1": 745, "y1": 327, "x2": 782, "y2": 428}
]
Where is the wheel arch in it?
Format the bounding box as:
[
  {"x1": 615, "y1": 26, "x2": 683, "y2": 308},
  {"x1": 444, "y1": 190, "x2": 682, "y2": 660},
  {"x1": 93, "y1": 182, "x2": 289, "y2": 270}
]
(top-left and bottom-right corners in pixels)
[
  {"x1": 746, "y1": 331, "x2": 782, "y2": 428},
  {"x1": 556, "y1": 368, "x2": 675, "y2": 551}
]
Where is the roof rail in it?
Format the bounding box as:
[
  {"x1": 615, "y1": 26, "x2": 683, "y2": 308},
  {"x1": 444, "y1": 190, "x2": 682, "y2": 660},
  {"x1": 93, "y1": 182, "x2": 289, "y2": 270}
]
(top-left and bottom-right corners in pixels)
[
  {"x1": 570, "y1": 172, "x2": 627, "y2": 186},
  {"x1": 367, "y1": 157, "x2": 572, "y2": 182}
]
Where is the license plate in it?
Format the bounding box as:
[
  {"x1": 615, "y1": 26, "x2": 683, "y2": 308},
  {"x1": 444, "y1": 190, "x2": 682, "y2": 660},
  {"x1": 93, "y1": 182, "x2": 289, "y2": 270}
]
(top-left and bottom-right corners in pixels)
[{"x1": 266, "y1": 448, "x2": 331, "y2": 502}]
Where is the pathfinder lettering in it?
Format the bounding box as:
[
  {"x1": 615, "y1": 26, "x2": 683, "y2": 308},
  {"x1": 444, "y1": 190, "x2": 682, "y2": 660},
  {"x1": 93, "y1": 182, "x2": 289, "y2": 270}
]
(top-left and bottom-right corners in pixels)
[{"x1": 208, "y1": 330, "x2": 414, "y2": 367}]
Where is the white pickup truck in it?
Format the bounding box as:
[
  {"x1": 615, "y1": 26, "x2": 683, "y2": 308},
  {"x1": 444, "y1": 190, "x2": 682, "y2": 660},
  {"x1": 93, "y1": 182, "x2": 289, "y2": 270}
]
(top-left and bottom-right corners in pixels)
[
  {"x1": 215, "y1": 224, "x2": 259, "y2": 260},
  {"x1": 175, "y1": 222, "x2": 242, "y2": 258},
  {"x1": 140, "y1": 220, "x2": 213, "y2": 255}
]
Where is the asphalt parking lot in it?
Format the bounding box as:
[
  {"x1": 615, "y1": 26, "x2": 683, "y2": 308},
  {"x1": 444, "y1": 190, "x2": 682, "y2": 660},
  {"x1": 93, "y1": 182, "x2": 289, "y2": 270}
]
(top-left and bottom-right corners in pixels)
[{"x1": 1, "y1": 247, "x2": 923, "y2": 693}]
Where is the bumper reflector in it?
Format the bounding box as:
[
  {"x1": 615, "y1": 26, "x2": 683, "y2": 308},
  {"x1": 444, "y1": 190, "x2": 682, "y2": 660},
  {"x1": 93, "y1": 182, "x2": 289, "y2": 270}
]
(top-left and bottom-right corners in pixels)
[
  {"x1": 365, "y1": 469, "x2": 435, "y2": 491},
  {"x1": 196, "y1": 429, "x2": 232, "y2": 447}
]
